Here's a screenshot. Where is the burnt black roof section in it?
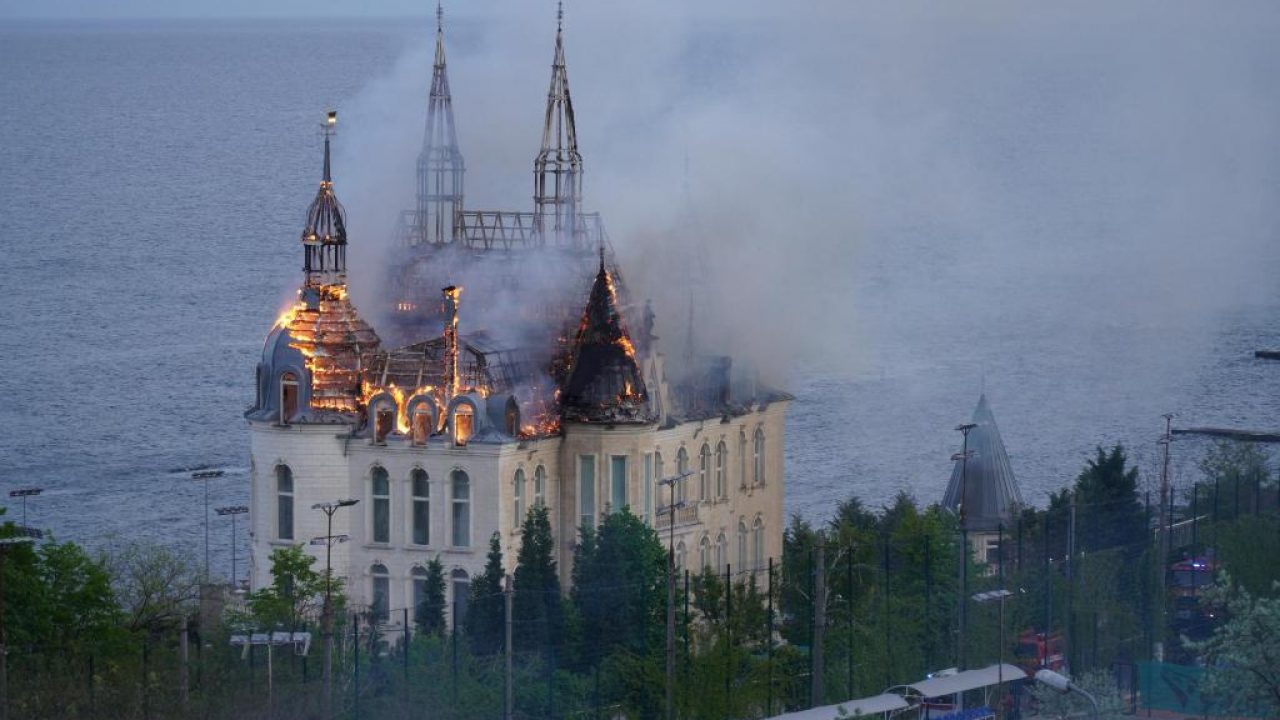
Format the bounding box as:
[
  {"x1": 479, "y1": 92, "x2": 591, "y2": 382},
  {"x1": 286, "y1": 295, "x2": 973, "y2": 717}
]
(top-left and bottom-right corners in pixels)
[
  {"x1": 561, "y1": 256, "x2": 650, "y2": 423},
  {"x1": 942, "y1": 394, "x2": 1025, "y2": 531}
]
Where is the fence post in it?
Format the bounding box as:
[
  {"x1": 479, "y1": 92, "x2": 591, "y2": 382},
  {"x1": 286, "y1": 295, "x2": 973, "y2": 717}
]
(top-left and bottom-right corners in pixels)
[
  {"x1": 766, "y1": 557, "x2": 774, "y2": 718},
  {"x1": 353, "y1": 613, "x2": 360, "y2": 719},
  {"x1": 504, "y1": 575, "x2": 514, "y2": 720},
  {"x1": 812, "y1": 539, "x2": 826, "y2": 708}
]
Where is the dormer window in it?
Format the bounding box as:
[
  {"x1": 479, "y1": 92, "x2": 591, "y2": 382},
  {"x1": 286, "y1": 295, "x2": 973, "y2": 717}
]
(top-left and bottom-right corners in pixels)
[
  {"x1": 280, "y1": 373, "x2": 299, "y2": 424},
  {"x1": 374, "y1": 402, "x2": 394, "y2": 444},
  {"x1": 453, "y1": 404, "x2": 474, "y2": 446},
  {"x1": 412, "y1": 406, "x2": 432, "y2": 446}
]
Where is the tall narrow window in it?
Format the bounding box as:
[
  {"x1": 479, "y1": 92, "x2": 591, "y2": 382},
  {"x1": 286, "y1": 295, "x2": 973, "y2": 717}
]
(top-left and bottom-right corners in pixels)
[
  {"x1": 643, "y1": 453, "x2": 653, "y2": 524},
  {"x1": 716, "y1": 532, "x2": 728, "y2": 574},
  {"x1": 280, "y1": 372, "x2": 298, "y2": 424},
  {"x1": 371, "y1": 564, "x2": 390, "y2": 622},
  {"x1": 738, "y1": 520, "x2": 748, "y2": 572},
  {"x1": 752, "y1": 518, "x2": 764, "y2": 571},
  {"x1": 753, "y1": 428, "x2": 766, "y2": 486},
  {"x1": 715, "y1": 442, "x2": 727, "y2": 499},
  {"x1": 451, "y1": 568, "x2": 470, "y2": 628},
  {"x1": 412, "y1": 566, "x2": 429, "y2": 629},
  {"x1": 276, "y1": 465, "x2": 294, "y2": 541},
  {"x1": 412, "y1": 406, "x2": 431, "y2": 446},
  {"x1": 738, "y1": 431, "x2": 747, "y2": 489},
  {"x1": 676, "y1": 448, "x2": 689, "y2": 504},
  {"x1": 698, "y1": 444, "x2": 711, "y2": 500},
  {"x1": 371, "y1": 466, "x2": 390, "y2": 543},
  {"x1": 675, "y1": 542, "x2": 686, "y2": 572},
  {"x1": 411, "y1": 469, "x2": 429, "y2": 546},
  {"x1": 610, "y1": 456, "x2": 627, "y2": 513},
  {"x1": 513, "y1": 468, "x2": 526, "y2": 529},
  {"x1": 534, "y1": 465, "x2": 546, "y2": 508},
  {"x1": 451, "y1": 470, "x2": 470, "y2": 547},
  {"x1": 578, "y1": 455, "x2": 596, "y2": 530},
  {"x1": 453, "y1": 404, "x2": 474, "y2": 446},
  {"x1": 374, "y1": 403, "x2": 394, "y2": 444},
  {"x1": 699, "y1": 535, "x2": 711, "y2": 570}
]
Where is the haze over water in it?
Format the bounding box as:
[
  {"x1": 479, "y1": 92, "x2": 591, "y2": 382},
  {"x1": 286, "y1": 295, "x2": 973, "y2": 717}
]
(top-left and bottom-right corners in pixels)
[{"x1": 2, "y1": 8, "x2": 1279, "y2": 577}]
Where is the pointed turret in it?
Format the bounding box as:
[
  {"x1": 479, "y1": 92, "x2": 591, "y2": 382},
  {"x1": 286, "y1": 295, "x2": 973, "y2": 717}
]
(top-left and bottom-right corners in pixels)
[
  {"x1": 943, "y1": 394, "x2": 1024, "y2": 531},
  {"x1": 533, "y1": 2, "x2": 584, "y2": 248},
  {"x1": 562, "y1": 251, "x2": 649, "y2": 423},
  {"x1": 303, "y1": 111, "x2": 348, "y2": 288},
  {"x1": 415, "y1": 1, "x2": 465, "y2": 246}
]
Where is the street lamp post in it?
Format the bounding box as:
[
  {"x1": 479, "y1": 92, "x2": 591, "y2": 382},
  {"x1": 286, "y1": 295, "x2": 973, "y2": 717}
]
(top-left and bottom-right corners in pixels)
[
  {"x1": 1035, "y1": 668, "x2": 1100, "y2": 720},
  {"x1": 192, "y1": 471, "x2": 224, "y2": 583},
  {"x1": 215, "y1": 506, "x2": 249, "y2": 589},
  {"x1": 311, "y1": 498, "x2": 358, "y2": 720},
  {"x1": 974, "y1": 588, "x2": 1014, "y2": 718},
  {"x1": 7, "y1": 488, "x2": 42, "y2": 533},
  {"x1": 657, "y1": 470, "x2": 691, "y2": 720},
  {"x1": 953, "y1": 422, "x2": 977, "y2": 669}
]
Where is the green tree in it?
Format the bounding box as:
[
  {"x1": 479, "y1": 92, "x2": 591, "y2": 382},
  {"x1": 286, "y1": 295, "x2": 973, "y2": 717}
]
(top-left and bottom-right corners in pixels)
[
  {"x1": 1186, "y1": 573, "x2": 1280, "y2": 716},
  {"x1": 570, "y1": 509, "x2": 666, "y2": 664},
  {"x1": 106, "y1": 540, "x2": 200, "y2": 638},
  {"x1": 416, "y1": 555, "x2": 447, "y2": 635},
  {"x1": 1062, "y1": 445, "x2": 1144, "y2": 553},
  {"x1": 465, "y1": 532, "x2": 505, "y2": 655},
  {"x1": 246, "y1": 544, "x2": 331, "y2": 629},
  {"x1": 513, "y1": 505, "x2": 562, "y2": 655}
]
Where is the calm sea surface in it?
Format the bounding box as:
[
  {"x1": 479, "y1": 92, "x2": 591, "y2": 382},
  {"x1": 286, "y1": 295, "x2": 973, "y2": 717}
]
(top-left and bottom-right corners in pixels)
[{"x1": 2, "y1": 18, "x2": 1279, "y2": 578}]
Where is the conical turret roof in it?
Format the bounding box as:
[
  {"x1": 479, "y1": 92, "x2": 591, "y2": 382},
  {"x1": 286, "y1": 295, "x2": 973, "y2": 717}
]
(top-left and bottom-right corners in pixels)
[
  {"x1": 943, "y1": 394, "x2": 1024, "y2": 531},
  {"x1": 561, "y1": 254, "x2": 649, "y2": 423}
]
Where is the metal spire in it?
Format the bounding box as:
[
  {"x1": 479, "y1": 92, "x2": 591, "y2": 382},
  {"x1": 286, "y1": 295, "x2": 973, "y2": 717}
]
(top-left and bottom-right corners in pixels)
[
  {"x1": 415, "y1": 1, "x2": 465, "y2": 246},
  {"x1": 303, "y1": 111, "x2": 347, "y2": 288},
  {"x1": 534, "y1": 0, "x2": 584, "y2": 248}
]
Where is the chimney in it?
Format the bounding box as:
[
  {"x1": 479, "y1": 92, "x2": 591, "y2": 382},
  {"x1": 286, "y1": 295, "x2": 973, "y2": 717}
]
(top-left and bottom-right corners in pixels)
[{"x1": 442, "y1": 285, "x2": 461, "y2": 401}]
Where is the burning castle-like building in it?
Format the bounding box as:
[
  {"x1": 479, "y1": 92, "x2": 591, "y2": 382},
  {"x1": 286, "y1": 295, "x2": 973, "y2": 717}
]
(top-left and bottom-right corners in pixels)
[{"x1": 245, "y1": 7, "x2": 790, "y2": 625}]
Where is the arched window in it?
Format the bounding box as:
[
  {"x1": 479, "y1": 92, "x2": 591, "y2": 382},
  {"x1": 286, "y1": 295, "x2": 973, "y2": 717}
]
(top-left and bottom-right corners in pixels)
[
  {"x1": 698, "y1": 444, "x2": 711, "y2": 500},
  {"x1": 411, "y1": 566, "x2": 430, "y2": 629},
  {"x1": 411, "y1": 405, "x2": 432, "y2": 446},
  {"x1": 280, "y1": 372, "x2": 298, "y2": 424},
  {"x1": 643, "y1": 453, "x2": 653, "y2": 524},
  {"x1": 453, "y1": 404, "x2": 474, "y2": 446},
  {"x1": 371, "y1": 466, "x2": 390, "y2": 543},
  {"x1": 752, "y1": 517, "x2": 765, "y2": 571},
  {"x1": 609, "y1": 455, "x2": 627, "y2": 514},
  {"x1": 654, "y1": 451, "x2": 665, "y2": 510},
  {"x1": 699, "y1": 535, "x2": 711, "y2": 570},
  {"x1": 715, "y1": 442, "x2": 727, "y2": 499},
  {"x1": 578, "y1": 455, "x2": 596, "y2": 531},
  {"x1": 534, "y1": 465, "x2": 546, "y2": 508},
  {"x1": 753, "y1": 428, "x2": 766, "y2": 486},
  {"x1": 276, "y1": 465, "x2": 294, "y2": 540},
  {"x1": 450, "y1": 568, "x2": 470, "y2": 627},
  {"x1": 738, "y1": 520, "x2": 748, "y2": 572},
  {"x1": 738, "y1": 431, "x2": 747, "y2": 489},
  {"x1": 676, "y1": 448, "x2": 689, "y2": 504},
  {"x1": 374, "y1": 400, "x2": 394, "y2": 444},
  {"x1": 451, "y1": 470, "x2": 470, "y2": 547},
  {"x1": 675, "y1": 541, "x2": 686, "y2": 572},
  {"x1": 716, "y1": 532, "x2": 728, "y2": 574},
  {"x1": 513, "y1": 468, "x2": 525, "y2": 529},
  {"x1": 371, "y1": 564, "x2": 390, "y2": 622},
  {"x1": 411, "y1": 469, "x2": 429, "y2": 546}
]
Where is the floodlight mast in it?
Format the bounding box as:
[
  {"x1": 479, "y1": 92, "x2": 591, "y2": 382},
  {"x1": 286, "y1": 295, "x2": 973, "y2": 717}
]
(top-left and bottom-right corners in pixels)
[
  {"x1": 657, "y1": 469, "x2": 692, "y2": 720},
  {"x1": 311, "y1": 499, "x2": 358, "y2": 719}
]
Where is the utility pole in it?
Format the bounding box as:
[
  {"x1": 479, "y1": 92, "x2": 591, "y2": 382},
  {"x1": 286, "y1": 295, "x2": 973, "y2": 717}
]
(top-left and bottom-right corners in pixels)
[
  {"x1": 310, "y1": 499, "x2": 358, "y2": 720},
  {"x1": 504, "y1": 574, "x2": 514, "y2": 720},
  {"x1": 1067, "y1": 493, "x2": 1075, "y2": 672},
  {"x1": 954, "y1": 422, "x2": 977, "y2": 669},
  {"x1": 658, "y1": 469, "x2": 690, "y2": 720},
  {"x1": 180, "y1": 615, "x2": 190, "y2": 708},
  {"x1": 812, "y1": 538, "x2": 826, "y2": 707},
  {"x1": 1158, "y1": 414, "x2": 1174, "y2": 566}
]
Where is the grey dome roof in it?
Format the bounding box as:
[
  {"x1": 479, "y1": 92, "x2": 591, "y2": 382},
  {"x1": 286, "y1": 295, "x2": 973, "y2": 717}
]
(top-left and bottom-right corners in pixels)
[{"x1": 942, "y1": 394, "x2": 1024, "y2": 531}]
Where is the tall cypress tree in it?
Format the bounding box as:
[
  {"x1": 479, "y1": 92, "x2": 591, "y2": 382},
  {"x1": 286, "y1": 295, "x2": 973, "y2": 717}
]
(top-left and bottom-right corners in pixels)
[
  {"x1": 514, "y1": 505, "x2": 562, "y2": 657},
  {"x1": 416, "y1": 555, "x2": 447, "y2": 636},
  {"x1": 465, "y1": 532, "x2": 506, "y2": 655}
]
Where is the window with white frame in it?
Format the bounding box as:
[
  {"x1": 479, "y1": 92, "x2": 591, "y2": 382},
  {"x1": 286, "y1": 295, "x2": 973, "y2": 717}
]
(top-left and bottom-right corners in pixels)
[
  {"x1": 534, "y1": 465, "x2": 546, "y2": 508},
  {"x1": 738, "y1": 520, "x2": 748, "y2": 572},
  {"x1": 698, "y1": 444, "x2": 710, "y2": 500},
  {"x1": 371, "y1": 466, "x2": 390, "y2": 543},
  {"x1": 753, "y1": 428, "x2": 766, "y2": 486},
  {"x1": 715, "y1": 441, "x2": 727, "y2": 499},
  {"x1": 451, "y1": 568, "x2": 469, "y2": 626},
  {"x1": 578, "y1": 455, "x2": 596, "y2": 531},
  {"x1": 752, "y1": 517, "x2": 765, "y2": 571},
  {"x1": 411, "y1": 566, "x2": 429, "y2": 629},
  {"x1": 675, "y1": 541, "x2": 686, "y2": 572},
  {"x1": 716, "y1": 532, "x2": 727, "y2": 574},
  {"x1": 738, "y1": 431, "x2": 747, "y2": 489},
  {"x1": 411, "y1": 469, "x2": 429, "y2": 546},
  {"x1": 279, "y1": 372, "x2": 298, "y2": 425},
  {"x1": 643, "y1": 453, "x2": 653, "y2": 524},
  {"x1": 699, "y1": 535, "x2": 711, "y2": 570},
  {"x1": 610, "y1": 455, "x2": 627, "y2": 514},
  {"x1": 676, "y1": 448, "x2": 689, "y2": 504},
  {"x1": 276, "y1": 465, "x2": 294, "y2": 541},
  {"x1": 513, "y1": 468, "x2": 525, "y2": 529},
  {"x1": 451, "y1": 470, "x2": 470, "y2": 547},
  {"x1": 371, "y1": 564, "x2": 390, "y2": 622}
]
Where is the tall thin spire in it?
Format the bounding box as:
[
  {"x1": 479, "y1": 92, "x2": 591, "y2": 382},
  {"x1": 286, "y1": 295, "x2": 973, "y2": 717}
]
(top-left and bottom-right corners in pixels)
[
  {"x1": 534, "y1": 2, "x2": 584, "y2": 248},
  {"x1": 303, "y1": 111, "x2": 347, "y2": 289},
  {"x1": 415, "y1": 1, "x2": 465, "y2": 246}
]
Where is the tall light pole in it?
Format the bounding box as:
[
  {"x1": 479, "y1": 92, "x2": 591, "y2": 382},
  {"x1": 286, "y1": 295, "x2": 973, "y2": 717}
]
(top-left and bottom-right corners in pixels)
[
  {"x1": 7, "y1": 488, "x2": 42, "y2": 532},
  {"x1": 953, "y1": 422, "x2": 977, "y2": 669},
  {"x1": 657, "y1": 469, "x2": 691, "y2": 720},
  {"x1": 216, "y1": 505, "x2": 249, "y2": 589},
  {"x1": 311, "y1": 498, "x2": 358, "y2": 720},
  {"x1": 974, "y1": 589, "x2": 1014, "y2": 718},
  {"x1": 192, "y1": 470, "x2": 224, "y2": 583}
]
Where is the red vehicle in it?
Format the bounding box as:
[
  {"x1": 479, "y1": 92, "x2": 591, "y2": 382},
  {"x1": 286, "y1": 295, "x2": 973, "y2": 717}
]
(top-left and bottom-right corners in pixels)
[
  {"x1": 1014, "y1": 629, "x2": 1064, "y2": 673},
  {"x1": 1170, "y1": 554, "x2": 1216, "y2": 599}
]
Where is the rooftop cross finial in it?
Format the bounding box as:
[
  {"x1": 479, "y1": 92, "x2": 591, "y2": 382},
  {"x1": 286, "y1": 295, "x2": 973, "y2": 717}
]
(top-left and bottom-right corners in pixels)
[
  {"x1": 557, "y1": 0, "x2": 563, "y2": 32},
  {"x1": 322, "y1": 110, "x2": 337, "y2": 184}
]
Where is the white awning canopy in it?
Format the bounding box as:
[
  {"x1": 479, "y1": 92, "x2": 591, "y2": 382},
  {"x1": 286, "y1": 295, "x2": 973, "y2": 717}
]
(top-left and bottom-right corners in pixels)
[
  {"x1": 763, "y1": 692, "x2": 910, "y2": 720},
  {"x1": 907, "y1": 664, "x2": 1026, "y2": 698}
]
